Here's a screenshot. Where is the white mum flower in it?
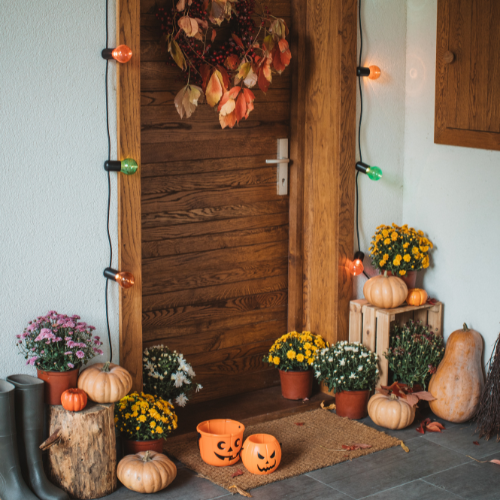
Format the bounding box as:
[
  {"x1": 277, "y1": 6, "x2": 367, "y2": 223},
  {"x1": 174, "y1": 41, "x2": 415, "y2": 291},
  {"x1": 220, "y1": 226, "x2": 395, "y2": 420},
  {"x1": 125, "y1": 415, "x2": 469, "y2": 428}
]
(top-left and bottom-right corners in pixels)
[
  {"x1": 328, "y1": 357, "x2": 333, "y2": 362},
  {"x1": 173, "y1": 371, "x2": 185, "y2": 388},
  {"x1": 340, "y1": 359, "x2": 346, "y2": 366},
  {"x1": 315, "y1": 371, "x2": 321, "y2": 378},
  {"x1": 340, "y1": 376, "x2": 345, "y2": 380},
  {"x1": 349, "y1": 372, "x2": 357, "y2": 379},
  {"x1": 187, "y1": 365, "x2": 196, "y2": 378},
  {"x1": 175, "y1": 394, "x2": 188, "y2": 407},
  {"x1": 196, "y1": 384, "x2": 203, "y2": 392},
  {"x1": 178, "y1": 358, "x2": 189, "y2": 372},
  {"x1": 358, "y1": 365, "x2": 363, "y2": 371}
]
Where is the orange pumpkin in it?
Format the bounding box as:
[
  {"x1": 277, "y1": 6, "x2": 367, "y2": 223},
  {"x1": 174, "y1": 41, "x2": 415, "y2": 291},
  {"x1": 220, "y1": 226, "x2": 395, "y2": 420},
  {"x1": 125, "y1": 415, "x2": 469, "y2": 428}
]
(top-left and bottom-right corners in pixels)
[
  {"x1": 78, "y1": 362, "x2": 132, "y2": 403},
  {"x1": 196, "y1": 419, "x2": 244, "y2": 466},
  {"x1": 61, "y1": 388, "x2": 87, "y2": 412},
  {"x1": 429, "y1": 323, "x2": 484, "y2": 423},
  {"x1": 363, "y1": 272, "x2": 408, "y2": 309},
  {"x1": 241, "y1": 434, "x2": 281, "y2": 475},
  {"x1": 367, "y1": 393, "x2": 416, "y2": 429},
  {"x1": 406, "y1": 288, "x2": 428, "y2": 306}
]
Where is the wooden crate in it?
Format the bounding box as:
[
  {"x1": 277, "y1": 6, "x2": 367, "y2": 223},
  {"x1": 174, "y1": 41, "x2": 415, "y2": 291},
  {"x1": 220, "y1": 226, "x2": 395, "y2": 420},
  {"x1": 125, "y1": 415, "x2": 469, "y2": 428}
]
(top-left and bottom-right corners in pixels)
[{"x1": 349, "y1": 299, "x2": 444, "y2": 387}]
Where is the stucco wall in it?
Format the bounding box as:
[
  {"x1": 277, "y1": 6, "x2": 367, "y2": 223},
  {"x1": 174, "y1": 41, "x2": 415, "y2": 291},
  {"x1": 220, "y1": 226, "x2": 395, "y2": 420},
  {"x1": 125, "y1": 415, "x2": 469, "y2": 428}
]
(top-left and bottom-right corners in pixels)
[
  {"x1": 0, "y1": 0, "x2": 119, "y2": 379},
  {"x1": 353, "y1": 0, "x2": 407, "y2": 298},
  {"x1": 404, "y1": 0, "x2": 500, "y2": 360}
]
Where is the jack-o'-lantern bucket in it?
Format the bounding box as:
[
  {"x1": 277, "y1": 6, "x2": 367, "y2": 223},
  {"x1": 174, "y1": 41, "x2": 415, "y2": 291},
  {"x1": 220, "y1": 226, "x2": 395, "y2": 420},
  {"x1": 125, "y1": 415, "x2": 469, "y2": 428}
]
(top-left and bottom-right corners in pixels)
[
  {"x1": 197, "y1": 419, "x2": 245, "y2": 466},
  {"x1": 241, "y1": 433, "x2": 282, "y2": 475}
]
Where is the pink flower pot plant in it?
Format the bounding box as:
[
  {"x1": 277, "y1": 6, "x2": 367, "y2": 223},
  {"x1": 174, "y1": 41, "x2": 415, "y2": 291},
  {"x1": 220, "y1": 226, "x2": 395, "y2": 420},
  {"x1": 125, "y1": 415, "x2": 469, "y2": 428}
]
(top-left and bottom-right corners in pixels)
[{"x1": 17, "y1": 311, "x2": 103, "y2": 372}]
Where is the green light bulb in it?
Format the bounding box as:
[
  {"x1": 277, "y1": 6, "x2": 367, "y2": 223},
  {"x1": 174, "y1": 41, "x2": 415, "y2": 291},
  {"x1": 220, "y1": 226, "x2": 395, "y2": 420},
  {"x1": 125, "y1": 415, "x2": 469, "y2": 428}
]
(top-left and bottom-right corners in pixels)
[
  {"x1": 367, "y1": 166, "x2": 382, "y2": 181},
  {"x1": 121, "y1": 158, "x2": 138, "y2": 175}
]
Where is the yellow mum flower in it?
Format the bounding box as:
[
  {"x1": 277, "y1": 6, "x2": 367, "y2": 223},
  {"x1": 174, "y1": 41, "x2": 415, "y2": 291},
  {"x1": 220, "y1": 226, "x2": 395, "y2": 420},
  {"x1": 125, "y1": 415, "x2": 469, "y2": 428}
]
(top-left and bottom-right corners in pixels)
[
  {"x1": 391, "y1": 232, "x2": 398, "y2": 241},
  {"x1": 417, "y1": 230, "x2": 424, "y2": 236},
  {"x1": 114, "y1": 417, "x2": 118, "y2": 423},
  {"x1": 308, "y1": 358, "x2": 314, "y2": 364},
  {"x1": 150, "y1": 421, "x2": 156, "y2": 429},
  {"x1": 131, "y1": 405, "x2": 139, "y2": 412},
  {"x1": 399, "y1": 270, "x2": 406, "y2": 275},
  {"x1": 132, "y1": 412, "x2": 138, "y2": 418},
  {"x1": 403, "y1": 254, "x2": 411, "y2": 262},
  {"x1": 273, "y1": 356, "x2": 280, "y2": 365},
  {"x1": 268, "y1": 355, "x2": 273, "y2": 363},
  {"x1": 136, "y1": 427, "x2": 140, "y2": 430},
  {"x1": 125, "y1": 413, "x2": 131, "y2": 420},
  {"x1": 304, "y1": 342, "x2": 312, "y2": 350},
  {"x1": 384, "y1": 238, "x2": 391, "y2": 245},
  {"x1": 156, "y1": 427, "x2": 164, "y2": 434},
  {"x1": 393, "y1": 258, "x2": 400, "y2": 266},
  {"x1": 383, "y1": 254, "x2": 389, "y2": 260},
  {"x1": 296, "y1": 353, "x2": 305, "y2": 362},
  {"x1": 138, "y1": 415, "x2": 147, "y2": 423},
  {"x1": 287, "y1": 350, "x2": 296, "y2": 360},
  {"x1": 379, "y1": 260, "x2": 386, "y2": 267},
  {"x1": 403, "y1": 242, "x2": 409, "y2": 249},
  {"x1": 305, "y1": 349, "x2": 311, "y2": 357},
  {"x1": 382, "y1": 230, "x2": 389, "y2": 237},
  {"x1": 412, "y1": 247, "x2": 419, "y2": 255}
]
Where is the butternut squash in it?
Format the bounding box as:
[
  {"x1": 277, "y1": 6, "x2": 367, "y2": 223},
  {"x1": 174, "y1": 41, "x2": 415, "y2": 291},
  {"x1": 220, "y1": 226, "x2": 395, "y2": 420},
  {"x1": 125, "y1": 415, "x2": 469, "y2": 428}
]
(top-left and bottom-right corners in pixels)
[{"x1": 429, "y1": 323, "x2": 484, "y2": 423}]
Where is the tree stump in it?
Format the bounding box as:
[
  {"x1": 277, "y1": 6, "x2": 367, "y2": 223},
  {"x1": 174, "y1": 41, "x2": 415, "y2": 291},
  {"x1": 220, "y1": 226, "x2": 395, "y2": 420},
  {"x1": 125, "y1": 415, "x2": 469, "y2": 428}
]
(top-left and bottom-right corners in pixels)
[{"x1": 44, "y1": 402, "x2": 117, "y2": 499}]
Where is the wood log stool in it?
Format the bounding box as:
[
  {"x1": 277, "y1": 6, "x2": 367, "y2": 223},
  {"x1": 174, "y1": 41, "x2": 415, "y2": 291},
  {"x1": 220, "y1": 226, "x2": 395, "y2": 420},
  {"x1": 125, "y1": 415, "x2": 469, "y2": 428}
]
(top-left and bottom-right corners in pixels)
[{"x1": 43, "y1": 402, "x2": 117, "y2": 499}]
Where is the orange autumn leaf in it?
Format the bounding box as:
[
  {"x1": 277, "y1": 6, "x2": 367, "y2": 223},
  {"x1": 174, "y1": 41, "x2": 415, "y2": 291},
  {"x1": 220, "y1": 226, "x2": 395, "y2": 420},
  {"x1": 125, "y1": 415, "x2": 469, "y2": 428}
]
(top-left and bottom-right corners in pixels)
[
  {"x1": 272, "y1": 46, "x2": 286, "y2": 74},
  {"x1": 232, "y1": 33, "x2": 245, "y2": 49},
  {"x1": 231, "y1": 468, "x2": 244, "y2": 478},
  {"x1": 235, "y1": 92, "x2": 247, "y2": 123},
  {"x1": 258, "y1": 66, "x2": 271, "y2": 94},
  {"x1": 237, "y1": 61, "x2": 251, "y2": 80},
  {"x1": 211, "y1": 28, "x2": 217, "y2": 42},
  {"x1": 216, "y1": 65, "x2": 230, "y2": 90},
  {"x1": 220, "y1": 110, "x2": 237, "y2": 129},
  {"x1": 200, "y1": 64, "x2": 211, "y2": 92},
  {"x1": 206, "y1": 71, "x2": 224, "y2": 107},
  {"x1": 217, "y1": 86, "x2": 241, "y2": 112},
  {"x1": 278, "y1": 39, "x2": 292, "y2": 66},
  {"x1": 174, "y1": 84, "x2": 203, "y2": 119},
  {"x1": 242, "y1": 88, "x2": 255, "y2": 119},
  {"x1": 491, "y1": 459, "x2": 500, "y2": 465}
]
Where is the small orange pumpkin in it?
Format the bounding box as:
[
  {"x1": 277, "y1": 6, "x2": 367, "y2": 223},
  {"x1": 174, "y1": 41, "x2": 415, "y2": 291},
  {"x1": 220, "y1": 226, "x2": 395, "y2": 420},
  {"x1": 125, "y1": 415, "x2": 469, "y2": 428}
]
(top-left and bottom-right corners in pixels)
[
  {"x1": 241, "y1": 434, "x2": 281, "y2": 475},
  {"x1": 196, "y1": 419, "x2": 244, "y2": 467},
  {"x1": 406, "y1": 288, "x2": 428, "y2": 306},
  {"x1": 61, "y1": 388, "x2": 87, "y2": 412}
]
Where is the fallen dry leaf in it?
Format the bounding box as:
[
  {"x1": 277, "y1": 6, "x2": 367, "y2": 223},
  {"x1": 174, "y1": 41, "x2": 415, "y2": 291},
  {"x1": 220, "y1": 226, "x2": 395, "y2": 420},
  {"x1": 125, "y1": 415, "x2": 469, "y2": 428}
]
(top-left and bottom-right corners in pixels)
[
  {"x1": 231, "y1": 469, "x2": 244, "y2": 478},
  {"x1": 427, "y1": 297, "x2": 438, "y2": 305},
  {"x1": 229, "y1": 485, "x2": 252, "y2": 497},
  {"x1": 473, "y1": 441, "x2": 480, "y2": 445},
  {"x1": 400, "y1": 441, "x2": 410, "y2": 453},
  {"x1": 320, "y1": 400, "x2": 336, "y2": 411},
  {"x1": 295, "y1": 422, "x2": 305, "y2": 426},
  {"x1": 426, "y1": 422, "x2": 445, "y2": 433},
  {"x1": 490, "y1": 459, "x2": 500, "y2": 465},
  {"x1": 341, "y1": 444, "x2": 372, "y2": 451}
]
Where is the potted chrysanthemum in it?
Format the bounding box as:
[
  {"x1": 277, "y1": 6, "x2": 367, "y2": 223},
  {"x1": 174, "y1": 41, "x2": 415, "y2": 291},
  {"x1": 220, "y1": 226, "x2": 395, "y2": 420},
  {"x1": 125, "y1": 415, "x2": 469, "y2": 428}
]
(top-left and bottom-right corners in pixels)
[
  {"x1": 16, "y1": 311, "x2": 103, "y2": 405},
  {"x1": 264, "y1": 331, "x2": 328, "y2": 400},
  {"x1": 143, "y1": 345, "x2": 202, "y2": 407},
  {"x1": 369, "y1": 224, "x2": 433, "y2": 288},
  {"x1": 313, "y1": 341, "x2": 379, "y2": 419},
  {"x1": 115, "y1": 392, "x2": 178, "y2": 455}
]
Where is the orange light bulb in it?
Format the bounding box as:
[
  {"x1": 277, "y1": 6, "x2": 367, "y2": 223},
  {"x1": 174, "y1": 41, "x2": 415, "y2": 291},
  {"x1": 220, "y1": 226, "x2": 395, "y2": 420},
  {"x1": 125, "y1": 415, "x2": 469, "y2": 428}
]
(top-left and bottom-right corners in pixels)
[
  {"x1": 115, "y1": 272, "x2": 135, "y2": 288},
  {"x1": 368, "y1": 65, "x2": 381, "y2": 80},
  {"x1": 111, "y1": 45, "x2": 133, "y2": 63},
  {"x1": 350, "y1": 259, "x2": 364, "y2": 276}
]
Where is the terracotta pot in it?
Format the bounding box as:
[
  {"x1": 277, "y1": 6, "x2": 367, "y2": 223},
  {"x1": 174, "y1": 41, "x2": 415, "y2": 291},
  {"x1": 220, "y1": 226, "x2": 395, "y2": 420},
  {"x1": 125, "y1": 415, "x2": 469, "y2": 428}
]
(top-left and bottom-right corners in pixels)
[
  {"x1": 37, "y1": 368, "x2": 79, "y2": 405},
  {"x1": 335, "y1": 390, "x2": 370, "y2": 419},
  {"x1": 387, "y1": 270, "x2": 417, "y2": 289},
  {"x1": 123, "y1": 438, "x2": 165, "y2": 455},
  {"x1": 279, "y1": 369, "x2": 313, "y2": 400}
]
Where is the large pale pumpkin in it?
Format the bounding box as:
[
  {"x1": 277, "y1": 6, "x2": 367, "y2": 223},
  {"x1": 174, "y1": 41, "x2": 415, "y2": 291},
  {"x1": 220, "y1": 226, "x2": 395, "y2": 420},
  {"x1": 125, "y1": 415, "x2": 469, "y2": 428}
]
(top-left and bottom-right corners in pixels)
[
  {"x1": 78, "y1": 361, "x2": 132, "y2": 403},
  {"x1": 363, "y1": 272, "x2": 408, "y2": 309},
  {"x1": 118, "y1": 451, "x2": 176, "y2": 493},
  {"x1": 429, "y1": 323, "x2": 484, "y2": 423},
  {"x1": 368, "y1": 394, "x2": 416, "y2": 429}
]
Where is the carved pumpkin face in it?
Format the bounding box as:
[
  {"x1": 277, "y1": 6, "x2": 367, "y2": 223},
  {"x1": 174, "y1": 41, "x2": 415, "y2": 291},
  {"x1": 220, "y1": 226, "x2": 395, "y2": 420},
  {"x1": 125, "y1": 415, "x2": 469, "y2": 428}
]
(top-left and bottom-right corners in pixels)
[
  {"x1": 241, "y1": 434, "x2": 281, "y2": 475},
  {"x1": 196, "y1": 419, "x2": 245, "y2": 467}
]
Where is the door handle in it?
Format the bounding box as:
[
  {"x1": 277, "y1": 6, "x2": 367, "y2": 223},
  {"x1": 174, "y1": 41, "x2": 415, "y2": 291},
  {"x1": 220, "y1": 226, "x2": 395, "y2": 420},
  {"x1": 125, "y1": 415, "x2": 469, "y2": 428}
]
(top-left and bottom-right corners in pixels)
[{"x1": 266, "y1": 138, "x2": 289, "y2": 195}]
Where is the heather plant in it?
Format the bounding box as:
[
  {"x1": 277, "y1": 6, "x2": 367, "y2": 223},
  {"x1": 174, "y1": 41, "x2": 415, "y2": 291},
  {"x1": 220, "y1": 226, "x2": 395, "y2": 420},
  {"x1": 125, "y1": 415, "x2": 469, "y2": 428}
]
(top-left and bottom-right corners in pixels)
[
  {"x1": 384, "y1": 319, "x2": 445, "y2": 389},
  {"x1": 17, "y1": 311, "x2": 103, "y2": 372}
]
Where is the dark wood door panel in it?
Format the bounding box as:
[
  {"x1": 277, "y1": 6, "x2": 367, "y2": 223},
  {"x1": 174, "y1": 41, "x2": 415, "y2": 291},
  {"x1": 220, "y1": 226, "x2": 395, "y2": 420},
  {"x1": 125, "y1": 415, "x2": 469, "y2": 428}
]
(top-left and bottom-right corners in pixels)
[
  {"x1": 436, "y1": 0, "x2": 500, "y2": 149},
  {"x1": 140, "y1": 0, "x2": 291, "y2": 401}
]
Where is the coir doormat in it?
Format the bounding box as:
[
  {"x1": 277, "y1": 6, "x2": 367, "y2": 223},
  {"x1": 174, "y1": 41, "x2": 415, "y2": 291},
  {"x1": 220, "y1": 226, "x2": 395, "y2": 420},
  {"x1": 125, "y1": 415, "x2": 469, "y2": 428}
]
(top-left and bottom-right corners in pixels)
[{"x1": 166, "y1": 408, "x2": 403, "y2": 495}]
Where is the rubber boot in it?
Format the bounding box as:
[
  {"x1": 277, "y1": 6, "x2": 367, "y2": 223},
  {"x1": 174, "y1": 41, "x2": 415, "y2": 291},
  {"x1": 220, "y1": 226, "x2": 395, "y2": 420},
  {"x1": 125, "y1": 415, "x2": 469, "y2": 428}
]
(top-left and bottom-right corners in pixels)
[
  {"x1": 6, "y1": 375, "x2": 69, "y2": 500},
  {"x1": 0, "y1": 379, "x2": 39, "y2": 500}
]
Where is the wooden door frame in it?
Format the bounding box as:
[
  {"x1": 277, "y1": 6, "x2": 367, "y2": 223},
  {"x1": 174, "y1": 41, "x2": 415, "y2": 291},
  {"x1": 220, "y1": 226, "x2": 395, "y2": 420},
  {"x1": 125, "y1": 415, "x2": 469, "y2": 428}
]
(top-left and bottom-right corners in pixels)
[{"x1": 117, "y1": 0, "x2": 357, "y2": 392}]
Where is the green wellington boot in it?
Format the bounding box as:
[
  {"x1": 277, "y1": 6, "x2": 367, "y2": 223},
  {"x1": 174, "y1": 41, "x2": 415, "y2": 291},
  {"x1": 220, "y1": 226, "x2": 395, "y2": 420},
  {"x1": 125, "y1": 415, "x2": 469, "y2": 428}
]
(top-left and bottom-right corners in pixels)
[
  {"x1": 0, "y1": 380, "x2": 39, "y2": 500},
  {"x1": 6, "y1": 375, "x2": 69, "y2": 500}
]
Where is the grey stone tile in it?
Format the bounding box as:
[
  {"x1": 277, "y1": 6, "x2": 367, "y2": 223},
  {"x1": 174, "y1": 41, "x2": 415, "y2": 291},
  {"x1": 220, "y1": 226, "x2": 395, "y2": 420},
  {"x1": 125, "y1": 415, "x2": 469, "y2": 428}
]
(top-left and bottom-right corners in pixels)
[
  {"x1": 103, "y1": 467, "x2": 229, "y2": 500},
  {"x1": 422, "y1": 420, "x2": 499, "y2": 459},
  {"x1": 360, "y1": 479, "x2": 462, "y2": 499},
  {"x1": 424, "y1": 452, "x2": 500, "y2": 500},
  {"x1": 308, "y1": 438, "x2": 471, "y2": 499},
  {"x1": 250, "y1": 475, "x2": 353, "y2": 500}
]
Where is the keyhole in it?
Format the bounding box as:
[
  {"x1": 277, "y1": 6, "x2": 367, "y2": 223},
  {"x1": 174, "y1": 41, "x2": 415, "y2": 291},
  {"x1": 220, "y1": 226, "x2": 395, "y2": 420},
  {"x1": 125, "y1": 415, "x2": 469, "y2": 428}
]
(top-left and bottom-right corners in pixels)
[{"x1": 282, "y1": 178, "x2": 285, "y2": 185}]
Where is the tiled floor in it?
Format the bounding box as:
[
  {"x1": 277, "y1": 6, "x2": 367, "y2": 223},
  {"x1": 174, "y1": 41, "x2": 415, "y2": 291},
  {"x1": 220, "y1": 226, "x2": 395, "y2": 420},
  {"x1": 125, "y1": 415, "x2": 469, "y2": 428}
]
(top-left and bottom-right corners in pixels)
[{"x1": 105, "y1": 409, "x2": 500, "y2": 499}]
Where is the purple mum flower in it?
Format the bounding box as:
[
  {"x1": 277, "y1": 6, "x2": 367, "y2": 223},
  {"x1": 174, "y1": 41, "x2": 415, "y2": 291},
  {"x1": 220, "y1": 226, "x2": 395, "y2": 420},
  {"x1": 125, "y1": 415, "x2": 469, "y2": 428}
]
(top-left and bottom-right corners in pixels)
[
  {"x1": 27, "y1": 356, "x2": 39, "y2": 366},
  {"x1": 93, "y1": 348, "x2": 104, "y2": 355},
  {"x1": 67, "y1": 363, "x2": 74, "y2": 369},
  {"x1": 75, "y1": 351, "x2": 85, "y2": 359},
  {"x1": 64, "y1": 351, "x2": 73, "y2": 356}
]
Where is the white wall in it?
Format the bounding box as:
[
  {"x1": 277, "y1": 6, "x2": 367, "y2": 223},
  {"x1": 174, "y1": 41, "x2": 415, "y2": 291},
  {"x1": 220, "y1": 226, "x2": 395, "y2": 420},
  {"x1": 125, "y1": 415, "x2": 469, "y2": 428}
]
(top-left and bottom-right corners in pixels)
[
  {"x1": 353, "y1": 0, "x2": 407, "y2": 298},
  {"x1": 0, "y1": 0, "x2": 119, "y2": 379},
  {"x1": 404, "y1": 0, "x2": 500, "y2": 360}
]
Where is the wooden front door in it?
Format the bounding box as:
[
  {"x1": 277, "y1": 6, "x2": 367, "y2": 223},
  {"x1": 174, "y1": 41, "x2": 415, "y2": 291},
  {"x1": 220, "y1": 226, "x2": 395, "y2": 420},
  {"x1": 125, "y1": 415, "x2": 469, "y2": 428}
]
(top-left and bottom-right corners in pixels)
[{"x1": 139, "y1": 0, "x2": 292, "y2": 403}]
